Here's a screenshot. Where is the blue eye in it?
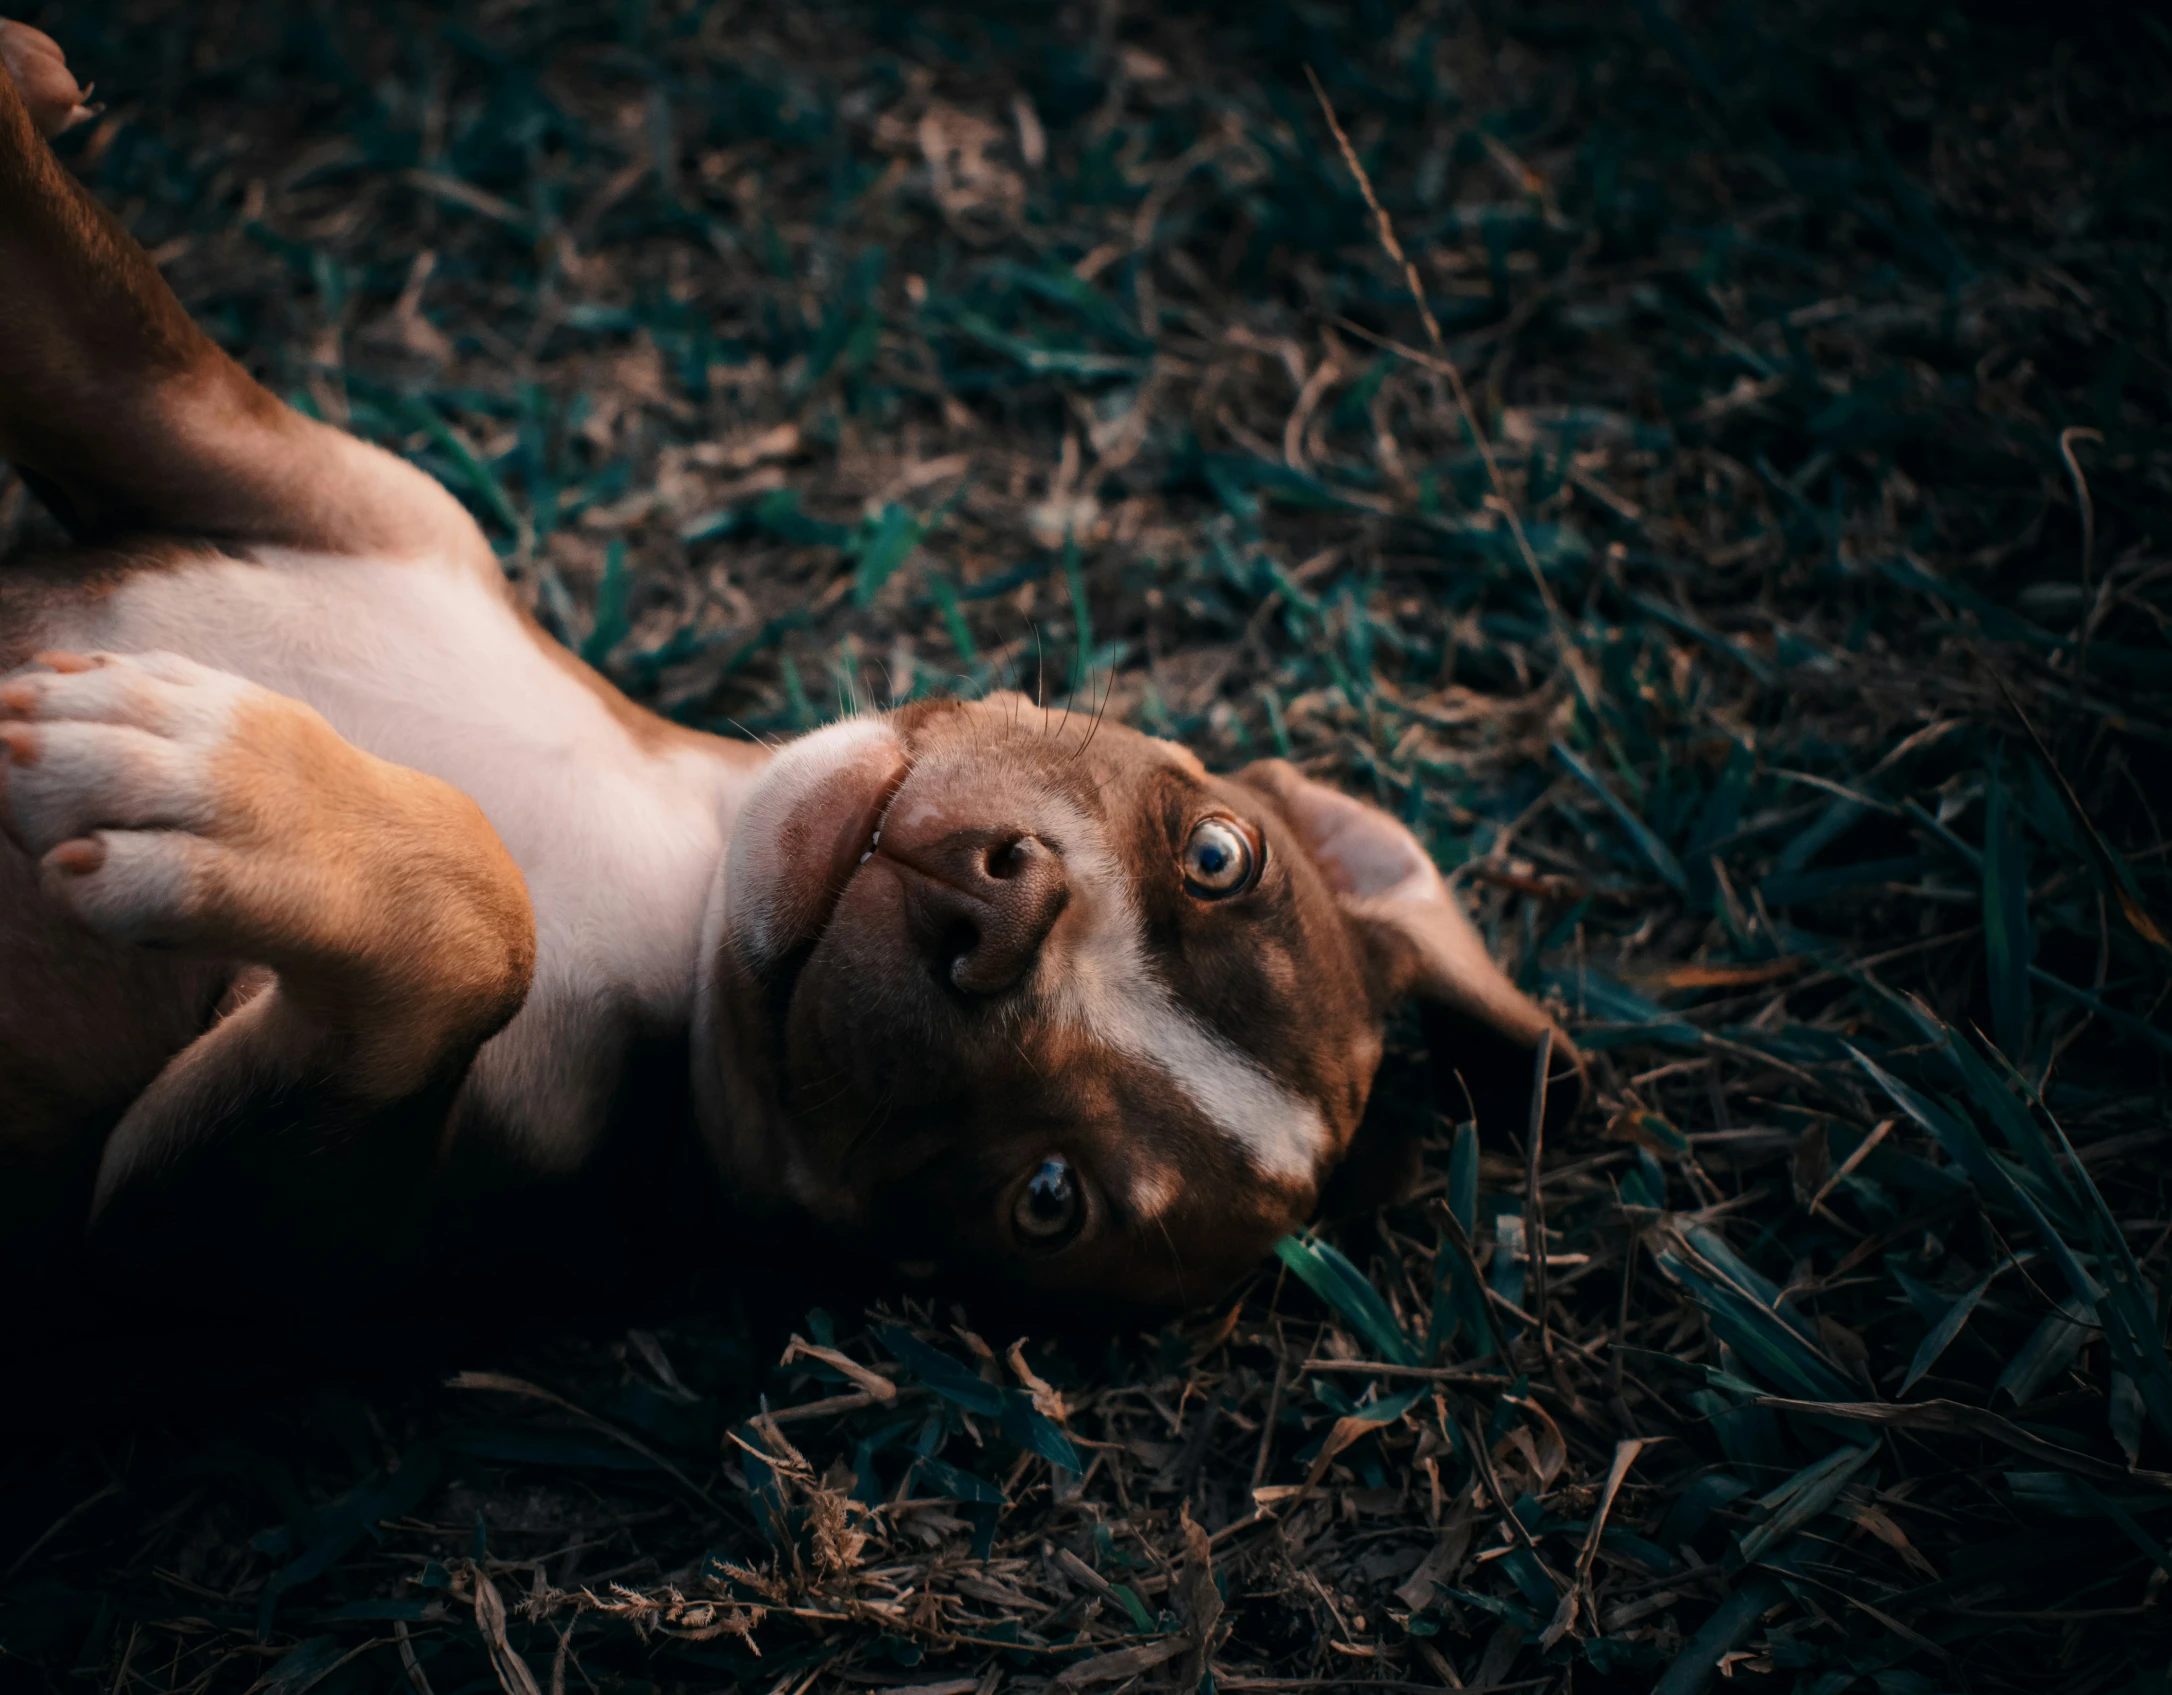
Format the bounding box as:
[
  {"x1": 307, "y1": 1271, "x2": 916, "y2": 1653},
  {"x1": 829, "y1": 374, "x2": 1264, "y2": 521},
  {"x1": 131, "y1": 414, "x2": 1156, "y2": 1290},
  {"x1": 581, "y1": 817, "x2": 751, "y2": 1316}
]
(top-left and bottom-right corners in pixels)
[{"x1": 1182, "y1": 817, "x2": 1256, "y2": 898}]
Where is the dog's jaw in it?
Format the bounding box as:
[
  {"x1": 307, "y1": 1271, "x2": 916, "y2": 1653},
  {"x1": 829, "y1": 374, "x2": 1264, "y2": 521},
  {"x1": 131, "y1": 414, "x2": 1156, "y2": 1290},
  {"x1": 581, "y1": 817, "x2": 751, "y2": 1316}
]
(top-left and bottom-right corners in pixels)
[
  {"x1": 693, "y1": 715, "x2": 910, "y2": 1214},
  {"x1": 719, "y1": 716, "x2": 910, "y2": 968}
]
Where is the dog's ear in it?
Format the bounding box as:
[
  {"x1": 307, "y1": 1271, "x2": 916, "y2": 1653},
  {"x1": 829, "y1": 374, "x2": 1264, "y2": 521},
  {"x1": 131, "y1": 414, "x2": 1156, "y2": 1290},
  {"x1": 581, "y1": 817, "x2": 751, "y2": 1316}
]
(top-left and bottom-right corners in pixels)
[{"x1": 1237, "y1": 760, "x2": 1583, "y2": 1160}]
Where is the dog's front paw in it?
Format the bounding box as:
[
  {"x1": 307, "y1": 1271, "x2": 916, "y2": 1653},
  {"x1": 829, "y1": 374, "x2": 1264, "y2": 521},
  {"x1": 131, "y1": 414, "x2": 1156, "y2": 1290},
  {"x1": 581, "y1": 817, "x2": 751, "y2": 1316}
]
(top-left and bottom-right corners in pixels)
[
  {"x1": 0, "y1": 20, "x2": 94, "y2": 139},
  {"x1": 0, "y1": 648, "x2": 533, "y2": 1061},
  {"x1": 0, "y1": 649, "x2": 308, "y2": 946}
]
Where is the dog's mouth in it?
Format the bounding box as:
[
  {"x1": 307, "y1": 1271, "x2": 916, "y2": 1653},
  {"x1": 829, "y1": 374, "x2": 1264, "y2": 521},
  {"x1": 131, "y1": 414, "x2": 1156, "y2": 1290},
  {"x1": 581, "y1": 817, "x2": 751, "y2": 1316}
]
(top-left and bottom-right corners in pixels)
[{"x1": 791, "y1": 764, "x2": 908, "y2": 962}]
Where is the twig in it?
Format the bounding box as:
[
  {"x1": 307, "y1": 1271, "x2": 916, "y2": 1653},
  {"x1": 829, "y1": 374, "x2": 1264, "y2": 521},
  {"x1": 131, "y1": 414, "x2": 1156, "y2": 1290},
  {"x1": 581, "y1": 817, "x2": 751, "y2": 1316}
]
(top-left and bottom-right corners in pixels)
[
  {"x1": 1297, "y1": 1360, "x2": 1514, "y2": 1384},
  {"x1": 778, "y1": 1335, "x2": 898, "y2": 1400},
  {"x1": 1217, "y1": 1681, "x2": 1549, "y2": 1693},
  {"x1": 7, "y1": 1478, "x2": 122, "y2": 1579},
  {"x1": 1249, "y1": 1352, "x2": 1285, "y2": 1489},
  {"x1": 1806, "y1": 1117, "x2": 1893, "y2": 1217},
  {"x1": 446, "y1": 1371, "x2": 724, "y2": 1511},
  {"x1": 768, "y1": 1389, "x2": 884, "y2": 1424},
  {"x1": 1551, "y1": 1438, "x2": 1646, "y2": 1649},
  {"x1": 2058, "y1": 425, "x2": 2103, "y2": 597},
  {"x1": 1207, "y1": 1506, "x2": 1278, "y2": 1548},
  {"x1": 1305, "y1": 66, "x2": 1603, "y2": 725},
  {"x1": 1523, "y1": 1029, "x2": 1555, "y2": 1363},
  {"x1": 1434, "y1": 1202, "x2": 1516, "y2": 1366},
  {"x1": 395, "y1": 1621, "x2": 436, "y2": 1695},
  {"x1": 2059, "y1": 425, "x2": 2104, "y2": 707},
  {"x1": 1461, "y1": 1414, "x2": 1572, "y2": 1598}
]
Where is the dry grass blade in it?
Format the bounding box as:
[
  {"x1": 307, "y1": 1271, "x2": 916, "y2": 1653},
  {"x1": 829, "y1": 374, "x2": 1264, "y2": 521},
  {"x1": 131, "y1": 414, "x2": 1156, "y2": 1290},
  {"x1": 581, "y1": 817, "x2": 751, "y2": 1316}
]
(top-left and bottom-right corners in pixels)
[
  {"x1": 470, "y1": 1566, "x2": 544, "y2": 1695},
  {"x1": 1303, "y1": 64, "x2": 1602, "y2": 723},
  {"x1": 445, "y1": 1371, "x2": 723, "y2": 1509}
]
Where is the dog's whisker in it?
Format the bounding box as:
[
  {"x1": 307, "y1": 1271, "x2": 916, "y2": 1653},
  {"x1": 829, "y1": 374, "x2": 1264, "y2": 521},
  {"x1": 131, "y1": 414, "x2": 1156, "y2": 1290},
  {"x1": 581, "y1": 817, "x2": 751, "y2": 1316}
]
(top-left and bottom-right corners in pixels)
[
  {"x1": 1153, "y1": 1212, "x2": 1188, "y2": 1311},
  {"x1": 719, "y1": 715, "x2": 786, "y2": 751},
  {"x1": 1069, "y1": 666, "x2": 1116, "y2": 763},
  {"x1": 845, "y1": 1092, "x2": 898, "y2": 1160}
]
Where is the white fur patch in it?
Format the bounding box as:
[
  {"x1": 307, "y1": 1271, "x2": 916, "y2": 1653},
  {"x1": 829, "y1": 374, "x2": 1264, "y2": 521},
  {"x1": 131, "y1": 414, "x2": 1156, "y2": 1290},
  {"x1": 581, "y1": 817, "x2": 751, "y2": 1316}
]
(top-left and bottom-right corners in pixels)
[
  {"x1": 1039, "y1": 804, "x2": 1329, "y2": 1186},
  {"x1": 1128, "y1": 1163, "x2": 1181, "y2": 1219}
]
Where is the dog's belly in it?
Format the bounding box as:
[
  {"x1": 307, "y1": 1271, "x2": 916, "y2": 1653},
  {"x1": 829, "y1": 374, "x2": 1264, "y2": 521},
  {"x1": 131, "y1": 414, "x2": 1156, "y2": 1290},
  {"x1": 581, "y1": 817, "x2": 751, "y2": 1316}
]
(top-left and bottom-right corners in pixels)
[{"x1": 5, "y1": 546, "x2": 753, "y2": 1189}]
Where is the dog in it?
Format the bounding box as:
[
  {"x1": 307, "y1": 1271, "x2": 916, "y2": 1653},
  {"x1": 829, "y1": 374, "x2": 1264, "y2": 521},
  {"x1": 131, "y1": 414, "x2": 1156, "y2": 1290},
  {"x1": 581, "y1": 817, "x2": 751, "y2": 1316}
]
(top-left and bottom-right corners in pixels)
[{"x1": 0, "y1": 21, "x2": 1580, "y2": 1308}]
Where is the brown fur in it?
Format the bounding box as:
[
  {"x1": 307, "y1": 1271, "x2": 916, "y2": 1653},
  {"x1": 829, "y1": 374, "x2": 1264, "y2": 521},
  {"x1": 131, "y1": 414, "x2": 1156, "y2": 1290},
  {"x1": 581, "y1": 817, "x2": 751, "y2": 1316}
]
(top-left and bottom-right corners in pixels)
[{"x1": 0, "y1": 30, "x2": 488, "y2": 564}]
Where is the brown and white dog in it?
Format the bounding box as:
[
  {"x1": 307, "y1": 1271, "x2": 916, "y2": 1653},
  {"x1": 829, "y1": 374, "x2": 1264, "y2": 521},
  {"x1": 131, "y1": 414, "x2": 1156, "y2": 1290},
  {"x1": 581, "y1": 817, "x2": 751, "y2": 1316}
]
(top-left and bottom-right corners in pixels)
[{"x1": 0, "y1": 23, "x2": 1579, "y2": 1308}]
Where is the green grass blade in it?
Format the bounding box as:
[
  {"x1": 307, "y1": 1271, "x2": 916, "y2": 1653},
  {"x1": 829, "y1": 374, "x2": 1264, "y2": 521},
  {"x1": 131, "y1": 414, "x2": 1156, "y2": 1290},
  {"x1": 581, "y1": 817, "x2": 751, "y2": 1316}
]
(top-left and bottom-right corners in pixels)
[
  {"x1": 403, "y1": 395, "x2": 523, "y2": 536},
  {"x1": 2030, "y1": 967, "x2": 2172, "y2": 1059},
  {"x1": 1555, "y1": 740, "x2": 1689, "y2": 894},
  {"x1": 1981, "y1": 761, "x2": 2033, "y2": 1055},
  {"x1": 928, "y1": 570, "x2": 977, "y2": 663},
  {"x1": 1847, "y1": 1044, "x2": 2097, "y2": 1305},
  {"x1": 1652, "y1": 1574, "x2": 1787, "y2": 1695},
  {"x1": 1274, "y1": 1234, "x2": 1418, "y2": 1365},
  {"x1": 1428, "y1": 1123, "x2": 1485, "y2": 1360},
  {"x1": 1448, "y1": 1120, "x2": 1477, "y2": 1233},
  {"x1": 580, "y1": 538, "x2": 631, "y2": 665},
  {"x1": 2078, "y1": 1481, "x2": 2172, "y2": 1578},
  {"x1": 2008, "y1": 695, "x2": 2172, "y2": 958},
  {"x1": 1735, "y1": 1441, "x2": 1878, "y2": 1566},
  {"x1": 1996, "y1": 1297, "x2": 2098, "y2": 1406},
  {"x1": 852, "y1": 504, "x2": 927, "y2": 608},
  {"x1": 1109, "y1": 1582, "x2": 1157, "y2": 1633},
  {"x1": 1064, "y1": 529, "x2": 1093, "y2": 697},
  {"x1": 998, "y1": 1390, "x2": 1082, "y2": 1473},
  {"x1": 1902, "y1": 1000, "x2": 2078, "y2": 1211},
  {"x1": 875, "y1": 1325, "x2": 1005, "y2": 1416},
  {"x1": 1987, "y1": 1045, "x2": 2172, "y2": 1449},
  {"x1": 1900, "y1": 1265, "x2": 1998, "y2": 1397},
  {"x1": 1650, "y1": 1239, "x2": 1857, "y2": 1403},
  {"x1": 912, "y1": 1455, "x2": 1006, "y2": 1506}
]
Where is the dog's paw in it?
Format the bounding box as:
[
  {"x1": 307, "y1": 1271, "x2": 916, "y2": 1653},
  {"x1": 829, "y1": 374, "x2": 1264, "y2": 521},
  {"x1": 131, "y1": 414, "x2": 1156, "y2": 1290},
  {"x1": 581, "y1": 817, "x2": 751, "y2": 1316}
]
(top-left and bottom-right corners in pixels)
[
  {"x1": 0, "y1": 649, "x2": 295, "y2": 946},
  {"x1": 0, "y1": 20, "x2": 95, "y2": 139}
]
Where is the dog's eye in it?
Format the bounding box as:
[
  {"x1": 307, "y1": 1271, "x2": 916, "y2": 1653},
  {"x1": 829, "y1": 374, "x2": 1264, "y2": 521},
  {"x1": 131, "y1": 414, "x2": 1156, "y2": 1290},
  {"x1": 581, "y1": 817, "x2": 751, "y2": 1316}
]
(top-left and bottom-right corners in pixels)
[
  {"x1": 1013, "y1": 1155, "x2": 1083, "y2": 1248},
  {"x1": 1182, "y1": 817, "x2": 1256, "y2": 899}
]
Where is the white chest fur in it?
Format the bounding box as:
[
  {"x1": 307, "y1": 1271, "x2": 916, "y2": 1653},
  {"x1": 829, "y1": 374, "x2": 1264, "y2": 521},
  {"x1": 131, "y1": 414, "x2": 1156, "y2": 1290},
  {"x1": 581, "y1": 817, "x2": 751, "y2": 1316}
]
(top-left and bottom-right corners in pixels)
[{"x1": 48, "y1": 551, "x2": 751, "y2": 1167}]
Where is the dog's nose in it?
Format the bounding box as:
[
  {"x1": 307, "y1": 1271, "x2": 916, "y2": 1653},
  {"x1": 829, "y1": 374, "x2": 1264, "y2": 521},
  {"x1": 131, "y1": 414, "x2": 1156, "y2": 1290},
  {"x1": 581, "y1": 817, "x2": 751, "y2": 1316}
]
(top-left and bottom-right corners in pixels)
[{"x1": 888, "y1": 829, "x2": 1068, "y2": 995}]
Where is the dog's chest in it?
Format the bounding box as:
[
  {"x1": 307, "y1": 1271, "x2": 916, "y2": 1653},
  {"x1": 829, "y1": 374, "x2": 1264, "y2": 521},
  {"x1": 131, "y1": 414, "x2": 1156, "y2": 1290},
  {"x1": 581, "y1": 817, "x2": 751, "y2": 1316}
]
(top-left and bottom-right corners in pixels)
[{"x1": 47, "y1": 550, "x2": 747, "y2": 1167}]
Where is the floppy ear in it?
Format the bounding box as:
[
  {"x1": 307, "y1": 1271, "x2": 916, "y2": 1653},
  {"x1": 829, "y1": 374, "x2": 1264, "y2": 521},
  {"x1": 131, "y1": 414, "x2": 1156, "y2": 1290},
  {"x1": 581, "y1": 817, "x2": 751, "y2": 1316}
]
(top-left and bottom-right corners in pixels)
[{"x1": 1238, "y1": 760, "x2": 1584, "y2": 1163}]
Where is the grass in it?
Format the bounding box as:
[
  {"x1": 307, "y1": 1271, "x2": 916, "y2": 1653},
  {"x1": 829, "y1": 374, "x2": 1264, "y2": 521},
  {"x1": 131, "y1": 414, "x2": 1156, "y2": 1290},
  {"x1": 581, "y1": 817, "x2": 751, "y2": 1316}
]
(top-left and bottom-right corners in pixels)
[{"x1": 2, "y1": 1, "x2": 2169, "y2": 1692}]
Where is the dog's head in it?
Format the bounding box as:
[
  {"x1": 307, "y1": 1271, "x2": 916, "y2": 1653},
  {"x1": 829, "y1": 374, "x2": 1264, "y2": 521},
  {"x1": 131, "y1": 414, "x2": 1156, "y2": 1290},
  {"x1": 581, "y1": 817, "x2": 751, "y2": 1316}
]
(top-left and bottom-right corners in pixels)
[{"x1": 698, "y1": 695, "x2": 1578, "y2": 1307}]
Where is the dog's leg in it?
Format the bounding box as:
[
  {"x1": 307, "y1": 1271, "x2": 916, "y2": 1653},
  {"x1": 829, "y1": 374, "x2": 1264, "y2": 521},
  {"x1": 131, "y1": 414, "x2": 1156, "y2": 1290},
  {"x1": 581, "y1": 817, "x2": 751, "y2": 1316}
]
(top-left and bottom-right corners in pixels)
[
  {"x1": 0, "y1": 24, "x2": 487, "y2": 562},
  {"x1": 0, "y1": 649, "x2": 536, "y2": 1280}
]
